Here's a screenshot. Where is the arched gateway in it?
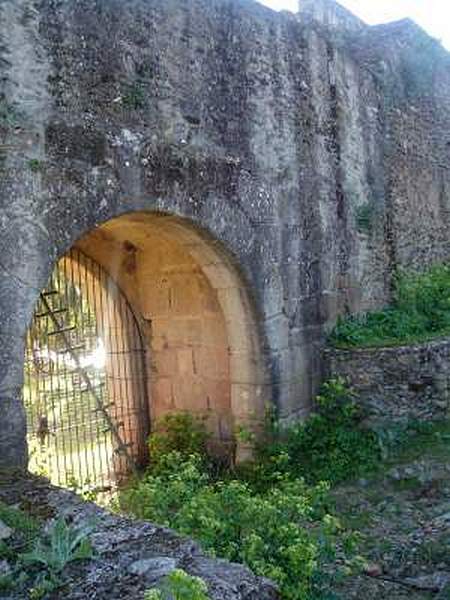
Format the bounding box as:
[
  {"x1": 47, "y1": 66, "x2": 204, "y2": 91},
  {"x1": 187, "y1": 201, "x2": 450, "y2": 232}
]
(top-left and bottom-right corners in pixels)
[
  {"x1": 4, "y1": 0, "x2": 438, "y2": 477},
  {"x1": 23, "y1": 212, "x2": 268, "y2": 491}
]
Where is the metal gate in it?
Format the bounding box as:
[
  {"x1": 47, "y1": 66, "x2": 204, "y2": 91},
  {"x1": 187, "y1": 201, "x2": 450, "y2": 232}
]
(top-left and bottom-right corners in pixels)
[{"x1": 23, "y1": 248, "x2": 149, "y2": 494}]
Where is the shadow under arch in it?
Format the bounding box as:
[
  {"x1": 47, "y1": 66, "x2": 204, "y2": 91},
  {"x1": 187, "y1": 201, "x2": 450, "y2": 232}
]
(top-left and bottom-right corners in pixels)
[{"x1": 52, "y1": 210, "x2": 270, "y2": 465}]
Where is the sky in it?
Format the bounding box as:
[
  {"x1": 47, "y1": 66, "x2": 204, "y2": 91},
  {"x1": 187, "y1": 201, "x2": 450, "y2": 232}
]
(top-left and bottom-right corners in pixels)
[{"x1": 259, "y1": 0, "x2": 450, "y2": 50}]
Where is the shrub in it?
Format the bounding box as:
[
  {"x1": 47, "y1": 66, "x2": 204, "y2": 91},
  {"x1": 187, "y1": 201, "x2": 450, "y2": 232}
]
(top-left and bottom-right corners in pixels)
[
  {"x1": 177, "y1": 477, "x2": 336, "y2": 599},
  {"x1": 121, "y1": 381, "x2": 371, "y2": 599},
  {"x1": 145, "y1": 569, "x2": 209, "y2": 600},
  {"x1": 28, "y1": 159, "x2": 43, "y2": 173},
  {"x1": 122, "y1": 83, "x2": 146, "y2": 109},
  {"x1": 329, "y1": 264, "x2": 450, "y2": 348},
  {"x1": 148, "y1": 412, "x2": 210, "y2": 468},
  {"x1": 246, "y1": 378, "x2": 380, "y2": 486},
  {"x1": 122, "y1": 451, "x2": 338, "y2": 600},
  {"x1": 355, "y1": 203, "x2": 377, "y2": 234},
  {"x1": 120, "y1": 452, "x2": 209, "y2": 526},
  {"x1": 0, "y1": 501, "x2": 39, "y2": 542},
  {"x1": 21, "y1": 517, "x2": 94, "y2": 596}
]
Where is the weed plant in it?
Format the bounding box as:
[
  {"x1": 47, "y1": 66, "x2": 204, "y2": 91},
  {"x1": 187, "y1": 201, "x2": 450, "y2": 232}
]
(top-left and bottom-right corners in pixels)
[
  {"x1": 144, "y1": 569, "x2": 209, "y2": 600},
  {"x1": 329, "y1": 264, "x2": 450, "y2": 348},
  {"x1": 0, "y1": 504, "x2": 93, "y2": 599},
  {"x1": 245, "y1": 378, "x2": 380, "y2": 487},
  {"x1": 120, "y1": 381, "x2": 374, "y2": 599}
]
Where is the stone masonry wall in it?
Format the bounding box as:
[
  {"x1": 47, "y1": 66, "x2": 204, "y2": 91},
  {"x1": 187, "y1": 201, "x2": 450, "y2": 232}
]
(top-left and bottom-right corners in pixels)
[
  {"x1": 325, "y1": 339, "x2": 450, "y2": 421},
  {"x1": 0, "y1": 472, "x2": 279, "y2": 600},
  {"x1": 0, "y1": 0, "x2": 449, "y2": 467},
  {"x1": 347, "y1": 20, "x2": 450, "y2": 273}
]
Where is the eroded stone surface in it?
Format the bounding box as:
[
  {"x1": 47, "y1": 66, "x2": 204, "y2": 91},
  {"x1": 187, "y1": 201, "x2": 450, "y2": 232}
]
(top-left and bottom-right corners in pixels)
[
  {"x1": 325, "y1": 339, "x2": 450, "y2": 421},
  {"x1": 0, "y1": 519, "x2": 12, "y2": 540},
  {"x1": 0, "y1": 473, "x2": 279, "y2": 599},
  {"x1": 0, "y1": 0, "x2": 449, "y2": 466}
]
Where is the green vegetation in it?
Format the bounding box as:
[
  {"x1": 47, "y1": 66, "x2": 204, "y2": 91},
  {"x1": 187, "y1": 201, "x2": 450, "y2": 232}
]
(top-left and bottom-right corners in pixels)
[
  {"x1": 122, "y1": 82, "x2": 146, "y2": 109},
  {"x1": 120, "y1": 380, "x2": 378, "y2": 600},
  {"x1": 330, "y1": 416, "x2": 450, "y2": 599},
  {"x1": 330, "y1": 264, "x2": 450, "y2": 348},
  {"x1": 0, "y1": 501, "x2": 40, "y2": 543},
  {"x1": 28, "y1": 159, "x2": 43, "y2": 173},
  {"x1": 4, "y1": 381, "x2": 448, "y2": 599},
  {"x1": 22, "y1": 517, "x2": 94, "y2": 576},
  {"x1": 0, "y1": 503, "x2": 41, "y2": 595},
  {"x1": 416, "y1": 534, "x2": 450, "y2": 569},
  {"x1": 354, "y1": 202, "x2": 377, "y2": 235},
  {"x1": 0, "y1": 501, "x2": 40, "y2": 580},
  {"x1": 0, "y1": 98, "x2": 20, "y2": 129},
  {"x1": 148, "y1": 412, "x2": 210, "y2": 463},
  {"x1": 23, "y1": 518, "x2": 94, "y2": 599},
  {"x1": 122, "y1": 385, "x2": 450, "y2": 599},
  {"x1": 246, "y1": 378, "x2": 380, "y2": 486},
  {"x1": 0, "y1": 505, "x2": 93, "y2": 599},
  {"x1": 122, "y1": 453, "x2": 341, "y2": 600},
  {"x1": 144, "y1": 569, "x2": 209, "y2": 600},
  {"x1": 375, "y1": 418, "x2": 450, "y2": 465}
]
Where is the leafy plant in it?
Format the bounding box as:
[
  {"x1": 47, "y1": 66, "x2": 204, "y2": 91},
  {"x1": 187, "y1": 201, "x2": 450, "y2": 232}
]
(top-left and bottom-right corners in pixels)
[
  {"x1": 0, "y1": 501, "x2": 40, "y2": 543},
  {"x1": 28, "y1": 159, "x2": 43, "y2": 173},
  {"x1": 355, "y1": 203, "x2": 376, "y2": 234},
  {"x1": 145, "y1": 569, "x2": 209, "y2": 600},
  {"x1": 0, "y1": 573, "x2": 15, "y2": 592},
  {"x1": 21, "y1": 517, "x2": 94, "y2": 576},
  {"x1": 329, "y1": 263, "x2": 450, "y2": 348},
  {"x1": 0, "y1": 540, "x2": 13, "y2": 560},
  {"x1": 0, "y1": 98, "x2": 20, "y2": 128},
  {"x1": 123, "y1": 452, "x2": 338, "y2": 600},
  {"x1": 122, "y1": 83, "x2": 146, "y2": 109},
  {"x1": 148, "y1": 412, "x2": 210, "y2": 468},
  {"x1": 0, "y1": 505, "x2": 96, "y2": 598},
  {"x1": 234, "y1": 423, "x2": 256, "y2": 444},
  {"x1": 28, "y1": 573, "x2": 60, "y2": 600},
  {"x1": 245, "y1": 378, "x2": 380, "y2": 487},
  {"x1": 120, "y1": 452, "x2": 209, "y2": 526},
  {"x1": 122, "y1": 381, "x2": 375, "y2": 599},
  {"x1": 66, "y1": 474, "x2": 100, "y2": 503}
]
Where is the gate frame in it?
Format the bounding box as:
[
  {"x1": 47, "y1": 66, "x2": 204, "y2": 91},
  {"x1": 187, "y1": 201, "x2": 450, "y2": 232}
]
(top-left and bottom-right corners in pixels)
[{"x1": 23, "y1": 247, "x2": 150, "y2": 490}]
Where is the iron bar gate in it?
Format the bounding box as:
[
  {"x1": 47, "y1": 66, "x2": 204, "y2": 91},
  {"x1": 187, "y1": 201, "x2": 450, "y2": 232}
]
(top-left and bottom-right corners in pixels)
[{"x1": 23, "y1": 248, "x2": 149, "y2": 494}]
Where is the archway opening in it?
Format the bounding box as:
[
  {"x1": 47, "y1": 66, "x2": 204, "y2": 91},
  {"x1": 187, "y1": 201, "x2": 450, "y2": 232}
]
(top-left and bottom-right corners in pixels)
[
  {"x1": 24, "y1": 248, "x2": 149, "y2": 492},
  {"x1": 24, "y1": 212, "x2": 267, "y2": 492}
]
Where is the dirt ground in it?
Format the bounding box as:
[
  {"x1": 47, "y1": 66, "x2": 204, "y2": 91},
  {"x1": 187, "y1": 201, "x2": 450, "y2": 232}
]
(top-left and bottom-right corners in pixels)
[{"x1": 331, "y1": 422, "x2": 450, "y2": 599}]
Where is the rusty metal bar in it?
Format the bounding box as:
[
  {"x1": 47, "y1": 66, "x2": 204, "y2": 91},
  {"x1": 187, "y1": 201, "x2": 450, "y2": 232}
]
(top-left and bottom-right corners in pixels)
[
  {"x1": 23, "y1": 248, "x2": 148, "y2": 494},
  {"x1": 39, "y1": 293, "x2": 138, "y2": 476}
]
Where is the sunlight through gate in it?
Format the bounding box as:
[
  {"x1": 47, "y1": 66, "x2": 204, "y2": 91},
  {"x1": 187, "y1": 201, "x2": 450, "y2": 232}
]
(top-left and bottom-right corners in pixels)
[{"x1": 23, "y1": 248, "x2": 149, "y2": 494}]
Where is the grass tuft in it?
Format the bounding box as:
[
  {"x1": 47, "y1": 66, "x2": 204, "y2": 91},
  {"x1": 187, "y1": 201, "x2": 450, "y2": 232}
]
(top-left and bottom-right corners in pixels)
[{"x1": 329, "y1": 264, "x2": 450, "y2": 348}]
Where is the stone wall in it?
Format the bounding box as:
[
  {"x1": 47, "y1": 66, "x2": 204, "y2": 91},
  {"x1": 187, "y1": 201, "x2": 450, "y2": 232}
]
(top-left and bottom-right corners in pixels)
[
  {"x1": 298, "y1": 0, "x2": 365, "y2": 33},
  {"x1": 325, "y1": 339, "x2": 450, "y2": 421},
  {"x1": 76, "y1": 213, "x2": 256, "y2": 457},
  {"x1": 0, "y1": 0, "x2": 449, "y2": 467},
  {"x1": 347, "y1": 20, "x2": 450, "y2": 272},
  {"x1": 0, "y1": 472, "x2": 279, "y2": 599}
]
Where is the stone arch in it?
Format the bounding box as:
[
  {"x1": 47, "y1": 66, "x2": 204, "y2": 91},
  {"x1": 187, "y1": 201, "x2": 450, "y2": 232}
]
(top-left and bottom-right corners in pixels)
[{"x1": 24, "y1": 210, "x2": 269, "y2": 470}]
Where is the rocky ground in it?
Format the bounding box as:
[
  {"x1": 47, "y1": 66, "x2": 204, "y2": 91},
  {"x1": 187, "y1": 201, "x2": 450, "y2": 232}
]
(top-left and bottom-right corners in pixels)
[
  {"x1": 0, "y1": 421, "x2": 449, "y2": 599},
  {"x1": 0, "y1": 473, "x2": 278, "y2": 600},
  {"x1": 331, "y1": 421, "x2": 450, "y2": 599}
]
